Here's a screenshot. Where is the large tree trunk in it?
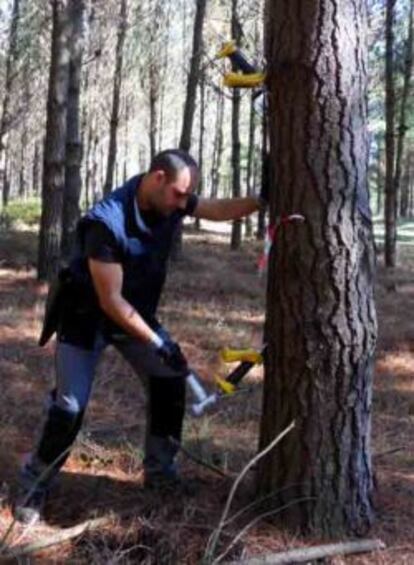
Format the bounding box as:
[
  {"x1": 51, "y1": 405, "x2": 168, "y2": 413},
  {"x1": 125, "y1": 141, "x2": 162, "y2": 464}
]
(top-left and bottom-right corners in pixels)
[
  {"x1": 384, "y1": 0, "x2": 397, "y2": 267},
  {"x1": 396, "y1": 0, "x2": 413, "y2": 218},
  {"x1": 258, "y1": 0, "x2": 377, "y2": 537},
  {"x1": 0, "y1": 0, "x2": 20, "y2": 207},
  {"x1": 37, "y1": 0, "x2": 71, "y2": 281},
  {"x1": 230, "y1": 0, "x2": 242, "y2": 250},
  {"x1": 103, "y1": 0, "x2": 127, "y2": 196},
  {"x1": 61, "y1": 0, "x2": 85, "y2": 261}
]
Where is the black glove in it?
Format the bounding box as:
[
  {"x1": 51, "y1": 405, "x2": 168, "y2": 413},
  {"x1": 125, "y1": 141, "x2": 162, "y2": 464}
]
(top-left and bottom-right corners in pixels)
[{"x1": 156, "y1": 339, "x2": 188, "y2": 373}]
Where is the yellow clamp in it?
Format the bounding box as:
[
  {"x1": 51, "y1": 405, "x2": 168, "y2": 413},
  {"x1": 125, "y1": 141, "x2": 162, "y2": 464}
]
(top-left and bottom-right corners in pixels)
[
  {"x1": 220, "y1": 347, "x2": 263, "y2": 365},
  {"x1": 217, "y1": 41, "x2": 237, "y2": 59},
  {"x1": 223, "y1": 72, "x2": 266, "y2": 89},
  {"x1": 215, "y1": 375, "x2": 236, "y2": 395}
]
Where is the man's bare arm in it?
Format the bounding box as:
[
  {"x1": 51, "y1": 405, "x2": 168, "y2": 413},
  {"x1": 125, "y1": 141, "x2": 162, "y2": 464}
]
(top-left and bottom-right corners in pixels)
[
  {"x1": 192, "y1": 196, "x2": 262, "y2": 222},
  {"x1": 88, "y1": 258, "x2": 159, "y2": 345}
]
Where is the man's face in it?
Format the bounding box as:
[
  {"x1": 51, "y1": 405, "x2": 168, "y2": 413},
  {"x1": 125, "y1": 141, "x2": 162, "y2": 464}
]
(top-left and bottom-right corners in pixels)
[{"x1": 151, "y1": 167, "x2": 197, "y2": 216}]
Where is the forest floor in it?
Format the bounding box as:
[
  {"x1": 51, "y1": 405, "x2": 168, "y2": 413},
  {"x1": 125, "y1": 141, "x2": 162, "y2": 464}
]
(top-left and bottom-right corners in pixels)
[{"x1": 0, "y1": 221, "x2": 413, "y2": 564}]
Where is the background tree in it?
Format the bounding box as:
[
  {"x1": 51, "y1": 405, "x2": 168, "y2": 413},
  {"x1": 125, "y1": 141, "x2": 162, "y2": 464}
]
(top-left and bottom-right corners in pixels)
[
  {"x1": 103, "y1": 0, "x2": 127, "y2": 196},
  {"x1": 230, "y1": 0, "x2": 242, "y2": 250},
  {"x1": 396, "y1": 0, "x2": 413, "y2": 218},
  {"x1": 37, "y1": 0, "x2": 71, "y2": 281},
  {"x1": 258, "y1": 0, "x2": 377, "y2": 536},
  {"x1": 384, "y1": 0, "x2": 397, "y2": 267},
  {"x1": 0, "y1": 0, "x2": 21, "y2": 208},
  {"x1": 179, "y1": 0, "x2": 208, "y2": 152},
  {"x1": 61, "y1": 0, "x2": 86, "y2": 260}
]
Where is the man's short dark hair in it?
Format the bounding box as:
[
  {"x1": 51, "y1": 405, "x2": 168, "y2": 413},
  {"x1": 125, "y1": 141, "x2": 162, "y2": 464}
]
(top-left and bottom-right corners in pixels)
[{"x1": 149, "y1": 149, "x2": 199, "y2": 180}]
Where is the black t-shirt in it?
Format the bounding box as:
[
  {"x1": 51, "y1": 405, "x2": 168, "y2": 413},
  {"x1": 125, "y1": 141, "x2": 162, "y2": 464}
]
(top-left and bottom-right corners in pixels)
[{"x1": 84, "y1": 193, "x2": 199, "y2": 263}]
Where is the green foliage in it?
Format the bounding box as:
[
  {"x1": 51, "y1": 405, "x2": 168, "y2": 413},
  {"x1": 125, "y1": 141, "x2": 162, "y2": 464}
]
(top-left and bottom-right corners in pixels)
[{"x1": 0, "y1": 199, "x2": 41, "y2": 230}]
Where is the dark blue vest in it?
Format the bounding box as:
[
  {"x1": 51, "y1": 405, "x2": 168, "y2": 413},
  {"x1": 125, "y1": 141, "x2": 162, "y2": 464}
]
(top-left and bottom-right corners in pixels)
[{"x1": 62, "y1": 175, "x2": 191, "y2": 346}]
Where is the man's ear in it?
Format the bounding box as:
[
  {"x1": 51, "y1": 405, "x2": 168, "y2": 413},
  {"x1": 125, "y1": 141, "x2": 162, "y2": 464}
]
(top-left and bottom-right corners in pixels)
[{"x1": 154, "y1": 170, "x2": 166, "y2": 184}]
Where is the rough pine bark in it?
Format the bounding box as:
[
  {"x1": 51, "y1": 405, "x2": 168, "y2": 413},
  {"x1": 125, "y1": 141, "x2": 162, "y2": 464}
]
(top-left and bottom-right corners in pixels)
[
  {"x1": 258, "y1": 0, "x2": 377, "y2": 537},
  {"x1": 37, "y1": 0, "x2": 71, "y2": 281}
]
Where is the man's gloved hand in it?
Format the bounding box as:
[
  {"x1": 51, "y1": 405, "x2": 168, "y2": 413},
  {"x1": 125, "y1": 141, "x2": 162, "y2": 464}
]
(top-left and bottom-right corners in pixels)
[{"x1": 156, "y1": 339, "x2": 189, "y2": 373}]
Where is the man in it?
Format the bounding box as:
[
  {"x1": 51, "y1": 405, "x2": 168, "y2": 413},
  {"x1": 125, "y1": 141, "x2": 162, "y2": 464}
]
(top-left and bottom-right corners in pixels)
[{"x1": 15, "y1": 149, "x2": 265, "y2": 524}]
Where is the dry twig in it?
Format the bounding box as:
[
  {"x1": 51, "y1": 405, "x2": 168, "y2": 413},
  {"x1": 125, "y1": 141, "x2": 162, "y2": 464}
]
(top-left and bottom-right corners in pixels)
[
  {"x1": 203, "y1": 420, "x2": 295, "y2": 564},
  {"x1": 224, "y1": 538, "x2": 386, "y2": 564},
  {"x1": 1, "y1": 515, "x2": 111, "y2": 558},
  {"x1": 168, "y1": 436, "x2": 233, "y2": 478}
]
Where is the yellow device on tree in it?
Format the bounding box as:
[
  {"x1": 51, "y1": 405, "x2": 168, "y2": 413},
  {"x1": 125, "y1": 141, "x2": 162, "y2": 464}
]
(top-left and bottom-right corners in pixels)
[{"x1": 217, "y1": 40, "x2": 266, "y2": 88}]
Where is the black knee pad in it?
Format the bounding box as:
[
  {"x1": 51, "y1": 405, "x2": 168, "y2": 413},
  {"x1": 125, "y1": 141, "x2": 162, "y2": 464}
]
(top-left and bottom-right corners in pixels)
[
  {"x1": 37, "y1": 405, "x2": 84, "y2": 467},
  {"x1": 148, "y1": 376, "x2": 186, "y2": 440}
]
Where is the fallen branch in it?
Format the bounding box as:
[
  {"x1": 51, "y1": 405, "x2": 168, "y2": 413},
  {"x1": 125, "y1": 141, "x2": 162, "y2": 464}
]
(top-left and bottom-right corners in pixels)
[
  {"x1": 1, "y1": 515, "x2": 112, "y2": 558},
  {"x1": 225, "y1": 539, "x2": 386, "y2": 564},
  {"x1": 168, "y1": 436, "x2": 233, "y2": 478},
  {"x1": 373, "y1": 446, "x2": 406, "y2": 458}
]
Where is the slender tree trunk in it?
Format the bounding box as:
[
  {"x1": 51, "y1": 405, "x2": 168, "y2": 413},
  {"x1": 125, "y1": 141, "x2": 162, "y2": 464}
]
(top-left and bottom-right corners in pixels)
[
  {"x1": 19, "y1": 56, "x2": 31, "y2": 200},
  {"x1": 257, "y1": 109, "x2": 267, "y2": 240},
  {"x1": 210, "y1": 90, "x2": 224, "y2": 198},
  {"x1": 384, "y1": 0, "x2": 397, "y2": 267},
  {"x1": 245, "y1": 90, "x2": 256, "y2": 238},
  {"x1": 396, "y1": 0, "x2": 413, "y2": 218},
  {"x1": 37, "y1": 0, "x2": 71, "y2": 281},
  {"x1": 179, "y1": 0, "x2": 208, "y2": 152},
  {"x1": 157, "y1": 2, "x2": 171, "y2": 152},
  {"x1": 19, "y1": 131, "x2": 27, "y2": 199},
  {"x1": 258, "y1": 0, "x2": 377, "y2": 537},
  {"x1": 230, "y1": 0, "x2": 242, "y2": 250},
  {"x1": 172, "y1": 0, "x2": 208, "y2": 258},
  {"x1": 2, "y1": 148, "x2": 11, "y2": 207},
  {"x1": 195, "y1": 66, "x2": 206, "y2": 231},
  {"x1": 377, "y1": 142, "x2": 384, "y2": 216},
  {"x1": 123, "y1": 97, "x2": 130, "y2": 182},
  {"x1": 103, "y1": 0, "x2": 127, "y2": 196},
  {"x1": 149, "y1": 62, "x2": 158, "y2": 160},
  {"x1": 0, "y1": 0, "x2": 20, "y2": 207},
  {"x1": 61, "y1": 0, "x2": 85, "y2": 261},
  {"x1": 408, "y1": 153, "x2": 414, "y2": 216},
  {"x1": 32, "y1": 143, "x2": 40, "y2": 197}
]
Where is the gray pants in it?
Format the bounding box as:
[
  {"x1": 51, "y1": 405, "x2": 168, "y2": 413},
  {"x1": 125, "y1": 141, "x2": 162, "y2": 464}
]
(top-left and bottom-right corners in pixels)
[{"x1": 21, "y1": 330, "x2": 187, "y2": 489}]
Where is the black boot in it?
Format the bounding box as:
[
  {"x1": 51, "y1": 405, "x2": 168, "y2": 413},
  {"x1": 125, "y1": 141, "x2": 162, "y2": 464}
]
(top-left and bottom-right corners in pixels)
[{"x1": 15, "y1": 405, "x2": 84, "y2": 524}]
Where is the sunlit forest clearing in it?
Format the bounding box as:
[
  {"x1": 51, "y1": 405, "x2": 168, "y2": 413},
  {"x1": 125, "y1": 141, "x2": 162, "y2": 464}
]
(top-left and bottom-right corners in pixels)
[{"x1": 0, "y1": 0, "x2": 414, "y2": 562}]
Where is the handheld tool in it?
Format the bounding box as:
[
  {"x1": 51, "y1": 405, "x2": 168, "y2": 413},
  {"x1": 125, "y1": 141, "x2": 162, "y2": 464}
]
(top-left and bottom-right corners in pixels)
[{"x1": 190, "y1": 345, "x2": 266, "y2": 416}]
